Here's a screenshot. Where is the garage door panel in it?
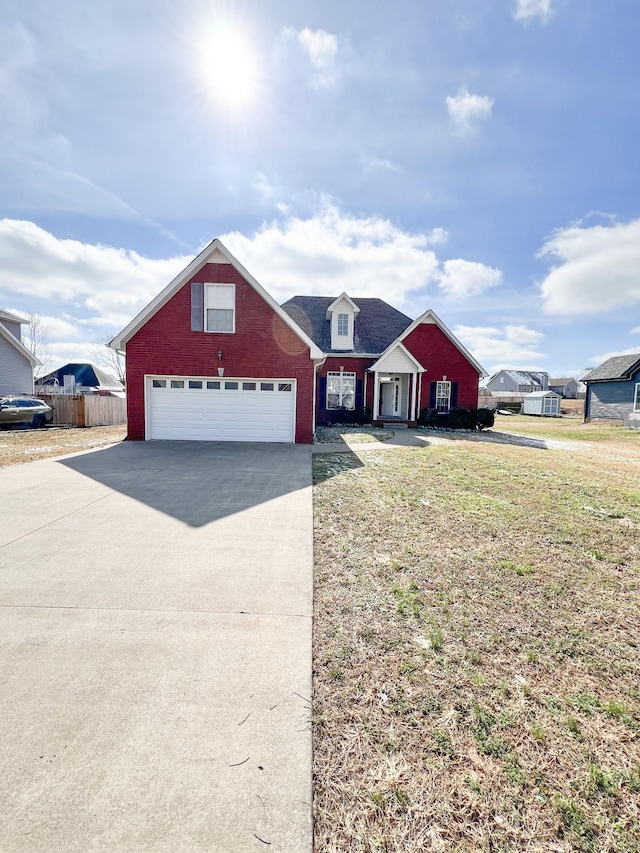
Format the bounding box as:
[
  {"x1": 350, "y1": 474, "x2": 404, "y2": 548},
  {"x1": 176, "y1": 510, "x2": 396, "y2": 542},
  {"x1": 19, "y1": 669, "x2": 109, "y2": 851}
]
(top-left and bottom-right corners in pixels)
[{"x1": 147, "y1": 378, "x2": 295, "y2": 443}]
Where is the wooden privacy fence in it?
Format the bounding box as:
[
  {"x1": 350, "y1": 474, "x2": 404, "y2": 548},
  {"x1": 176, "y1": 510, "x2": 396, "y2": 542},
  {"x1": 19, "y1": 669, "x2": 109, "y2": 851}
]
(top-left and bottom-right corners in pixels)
[{"x1": 35, "y1": 394, "x2": 126, "y2": 427}]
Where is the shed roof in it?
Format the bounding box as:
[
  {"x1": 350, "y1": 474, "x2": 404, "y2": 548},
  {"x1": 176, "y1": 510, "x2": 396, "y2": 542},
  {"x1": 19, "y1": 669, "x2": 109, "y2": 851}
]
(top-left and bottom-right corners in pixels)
[{"x1": 583, "y1": 353, "x2": 640, "y2": 382}]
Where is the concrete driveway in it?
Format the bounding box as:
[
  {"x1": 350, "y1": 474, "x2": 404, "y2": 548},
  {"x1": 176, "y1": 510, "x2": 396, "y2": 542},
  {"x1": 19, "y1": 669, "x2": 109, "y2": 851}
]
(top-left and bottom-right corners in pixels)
[{"x1": 0, "y1": 441, "x2": 313, "y2": 852}]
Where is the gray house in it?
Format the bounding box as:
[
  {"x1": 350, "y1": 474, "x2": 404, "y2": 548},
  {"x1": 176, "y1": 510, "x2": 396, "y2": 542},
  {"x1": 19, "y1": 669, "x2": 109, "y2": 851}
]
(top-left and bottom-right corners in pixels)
[
  {"x1": 583, "y1": 353, "x2": 640, "y2": 427},
  {"x1": 548, "y1": 377, "x2": 578, "y2": 399},
  {"x1": 485, "y1": 370, "x2": 549, "y2": 394},
  {"x1": 0, "y1": 310, "x2": 40, "y2": 396}
]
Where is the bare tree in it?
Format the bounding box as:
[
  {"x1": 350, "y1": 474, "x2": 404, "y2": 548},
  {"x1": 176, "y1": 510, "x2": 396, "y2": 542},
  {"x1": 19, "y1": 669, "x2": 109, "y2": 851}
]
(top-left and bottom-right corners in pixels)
[
  {"x1": 24, "y1": 313, "x2": 50, "y2": 378},
  {"x1": 93, "y1": 335, "x2": 126, "y2": 385}
]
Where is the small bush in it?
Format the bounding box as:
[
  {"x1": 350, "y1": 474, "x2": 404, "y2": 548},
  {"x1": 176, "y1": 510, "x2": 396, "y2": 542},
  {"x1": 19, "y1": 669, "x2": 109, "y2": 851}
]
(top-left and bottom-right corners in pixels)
[
  {"x1": 476, "y1": 408, "x2": 495, "y2": 429},
  {"x1": 448, "y1": 407, "x2": 477, "y2": 430}
]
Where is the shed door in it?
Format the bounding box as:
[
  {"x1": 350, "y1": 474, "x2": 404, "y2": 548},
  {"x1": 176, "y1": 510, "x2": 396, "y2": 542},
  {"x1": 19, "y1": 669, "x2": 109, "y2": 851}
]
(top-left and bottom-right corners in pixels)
[{"x1": 147, "y1": 376, "x2": 295, "y2": 442}]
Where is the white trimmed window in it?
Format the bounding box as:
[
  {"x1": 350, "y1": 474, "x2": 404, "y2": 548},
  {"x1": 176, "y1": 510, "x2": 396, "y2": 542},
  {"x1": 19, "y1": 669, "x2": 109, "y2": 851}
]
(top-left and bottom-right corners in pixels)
[
  {"x1": 435, "y1": 381, "x2": 451, "y2": 412},
  {"x1": 337, "y1": 313, "x2": 349, "y2": 336},
  {"x1": 205, "y1": 283, "x2": 235, "y2": 333},
  {"x1": 634, "y1": 383, "x2": 640, "y2": 412},
  {"x1": 327, "y1": 371, "x2": 356, "y2": 410}
]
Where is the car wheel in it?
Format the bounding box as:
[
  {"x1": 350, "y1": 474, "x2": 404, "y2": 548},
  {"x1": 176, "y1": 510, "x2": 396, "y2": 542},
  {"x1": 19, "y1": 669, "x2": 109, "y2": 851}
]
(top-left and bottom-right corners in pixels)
[{"x1": 32, "y1": 414, "x2": 46, "y2": 428}]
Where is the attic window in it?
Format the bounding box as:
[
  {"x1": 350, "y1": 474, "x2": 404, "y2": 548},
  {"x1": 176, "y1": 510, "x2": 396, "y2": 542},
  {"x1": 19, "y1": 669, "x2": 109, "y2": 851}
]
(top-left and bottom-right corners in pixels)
[
  {"x1": 205, "y1": 283, "x2": 235, "y2": 333},
  {"x1": 337, "y1": 313, "x2": 349, "y2": 336}
]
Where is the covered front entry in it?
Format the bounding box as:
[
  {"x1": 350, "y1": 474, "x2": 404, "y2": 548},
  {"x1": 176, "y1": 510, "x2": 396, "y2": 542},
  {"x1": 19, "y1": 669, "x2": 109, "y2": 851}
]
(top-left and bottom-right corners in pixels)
[
  {"x1": 370, "y1": 342, "x2": 424, "y2": 423},
  {"x1": 146, "y1": 375, "x2": 296, "y2": 442},
  {"x1": 378, "y1": 375, "x2": 407, "y2": 419}
]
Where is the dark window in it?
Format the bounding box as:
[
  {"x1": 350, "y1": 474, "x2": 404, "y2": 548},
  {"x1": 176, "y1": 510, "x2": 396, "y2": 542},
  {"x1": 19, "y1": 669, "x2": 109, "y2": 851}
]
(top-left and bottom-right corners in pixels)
[
  {"x1": 242, "y1": 382, "x2": 256, "y2": 390},
  {"x1": 225, "y1": 382, "x2": 239, "y2": 390},
  {"x1": 152, "y1": 379, "x2": 166, "y2": 388},
  {"x1": 188, "y1": 380, "x2": 203, "y2": 389},
  {"x1": 206, "y1": 381, "x2": 221, "y2": 390},
  {"x1": 170, "y1": 380, "x2": 184, "y2": 389},
  {"x1": 260, "y1": 382, "x2": 274, "y2": 391}
]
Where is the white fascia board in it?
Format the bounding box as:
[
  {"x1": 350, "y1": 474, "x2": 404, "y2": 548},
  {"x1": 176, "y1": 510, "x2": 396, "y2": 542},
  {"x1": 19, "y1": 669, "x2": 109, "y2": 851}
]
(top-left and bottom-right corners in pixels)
[
  {"x1": 0, "y1": 309, "x2": 28, "y2": 325},
  {"x1": 110, "y1": 239, "x2": 323, "y2": 359},
  {"x1": 0, "y1": 323, "x2": 40, "y2": 366},
  {"x1": 325, "y1": 292, "x2": 360, "y2": 319},
  {"x1": 398, "y1": 309, "x2": 488, "y2": 378},
  {"x1": 370, "y1": 340, "x2": 425, "y2": 373}
]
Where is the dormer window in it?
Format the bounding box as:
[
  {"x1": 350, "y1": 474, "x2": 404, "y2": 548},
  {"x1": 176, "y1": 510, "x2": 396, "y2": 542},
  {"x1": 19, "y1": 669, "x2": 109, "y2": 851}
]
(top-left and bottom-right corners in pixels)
[{"x1": 326, "y1": 293, "x2": 359, "y2": 351}]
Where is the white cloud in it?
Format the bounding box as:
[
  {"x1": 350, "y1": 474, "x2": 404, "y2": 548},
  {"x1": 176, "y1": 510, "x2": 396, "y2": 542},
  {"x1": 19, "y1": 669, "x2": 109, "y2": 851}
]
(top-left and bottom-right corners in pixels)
[
  {"x1": 589, "y1": 346, "x2": 640, "y2": 365},
  {"x1": 296, "y1": 28, "x2": 338, "y2": 87},
  {"x1": 446, "y1": 88, "x2": 493, "y2": 132},
  {"x1": 538, "y1": 218, "x2": 640, "y2": 315},
  {"x1": 513, "y1": 0, "x2": 553, "y2": 25},
  {"x1": 0, "y1": 208, "x2": 502, "y2": 370},
  {"x1": 632, "y1": 326, "x2": 640, "y2": 334},
  {"x1": 221, "y1": 201, "x2": 441, "y2": 305},
  {"x1": 0, "y1": 219, "x2": 188, "y2": 330},
  {"x1": 438, "y1": 259, "x2": 502, "y2": 299},
  {"x1": 453, "y1": 324, "x2": 545, "y2": 370}
]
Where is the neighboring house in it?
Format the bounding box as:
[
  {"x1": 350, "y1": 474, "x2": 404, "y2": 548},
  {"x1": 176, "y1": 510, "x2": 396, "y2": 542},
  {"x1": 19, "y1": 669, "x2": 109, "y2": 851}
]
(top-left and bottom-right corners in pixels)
[
  {"x1": 37, "y1": 363, "x2": 125, "y2": 396},
  {"x1": 0, "y1": 309, "x2": 40, "y2": 396},
  {"x1": 485, "y1": 370, "x2": 549, "y2": 394},
  {"x1": 548, "y1": 377, "x2": 578, "y2": 398},
  {"x1": 583, "y1": 353, "x2": 640, "y2": 427},
  {"x1": 110, "y1": 239, "x2": 487, "y2": 444}
]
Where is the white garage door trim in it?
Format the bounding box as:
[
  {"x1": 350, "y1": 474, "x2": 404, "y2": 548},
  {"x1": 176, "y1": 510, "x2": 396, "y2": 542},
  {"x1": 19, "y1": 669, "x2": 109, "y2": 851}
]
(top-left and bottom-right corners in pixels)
[{"x1": 145, "y1": 375, "x2": 296, "y2": 443}]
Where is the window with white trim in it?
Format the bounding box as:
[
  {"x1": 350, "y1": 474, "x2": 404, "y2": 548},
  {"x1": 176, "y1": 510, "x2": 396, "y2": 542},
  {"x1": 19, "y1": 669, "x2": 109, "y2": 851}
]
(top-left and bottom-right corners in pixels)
[
  {"x1": 327, "y1": 371, "x2": 356, "y2": 410},
  {"x1": 337, "y1": 313, "x2": 349, "y2": 336},
  {"x1": 205, "y1": 283, "x2": 235, "y2": 333},
  {"x1": 435, "y1": 381, "x2": 451, "y2": 412},
  {"x1": 634, "y1": 383, "x2": 640, "y2": 412}
]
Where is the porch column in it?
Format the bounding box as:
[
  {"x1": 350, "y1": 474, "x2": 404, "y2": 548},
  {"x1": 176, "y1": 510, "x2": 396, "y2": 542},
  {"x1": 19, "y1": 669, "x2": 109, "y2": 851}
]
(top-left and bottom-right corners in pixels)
[
  {"x1": 372, "y1": 371, "x2": 380, "y2": 419},
  {"x1": 411, "y1": 372, "x2": 417, "y2": 422}
]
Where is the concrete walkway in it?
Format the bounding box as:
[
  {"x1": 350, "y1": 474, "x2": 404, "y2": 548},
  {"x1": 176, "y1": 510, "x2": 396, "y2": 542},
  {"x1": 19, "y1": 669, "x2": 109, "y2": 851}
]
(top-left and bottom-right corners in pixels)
[
  {"x1": 0, "y1": 441, "x2": 313, "y2": 852},
  {"x1": 312, "y1": 428, "x2": 428, "y2": 454}
]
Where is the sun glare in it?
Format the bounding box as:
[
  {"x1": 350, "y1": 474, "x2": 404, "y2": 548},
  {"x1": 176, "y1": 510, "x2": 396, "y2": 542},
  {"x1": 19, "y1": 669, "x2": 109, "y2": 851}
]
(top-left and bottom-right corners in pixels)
[{"x1": 201, "y1": 27, "x2": 257, "y2": 111}]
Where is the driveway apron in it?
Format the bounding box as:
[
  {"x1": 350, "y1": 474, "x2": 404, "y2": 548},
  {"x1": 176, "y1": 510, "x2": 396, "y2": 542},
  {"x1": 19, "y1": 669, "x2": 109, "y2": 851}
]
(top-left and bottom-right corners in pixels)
[{"x1": 0, "y1": 441, "x2": 313, "y2": 852}]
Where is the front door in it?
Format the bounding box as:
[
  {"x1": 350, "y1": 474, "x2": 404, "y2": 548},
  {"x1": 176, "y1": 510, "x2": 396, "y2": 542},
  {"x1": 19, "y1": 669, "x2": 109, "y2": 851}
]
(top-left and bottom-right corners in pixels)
[{"x1": 380, "y1": 378, "x2": 401, "y2": 417}]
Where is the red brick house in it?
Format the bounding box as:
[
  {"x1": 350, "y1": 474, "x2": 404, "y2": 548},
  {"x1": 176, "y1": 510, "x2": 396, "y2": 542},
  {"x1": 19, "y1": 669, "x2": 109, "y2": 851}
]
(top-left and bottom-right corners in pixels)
[{"x1": 111, "y1": 239, "x2": 487, "y2": 443}]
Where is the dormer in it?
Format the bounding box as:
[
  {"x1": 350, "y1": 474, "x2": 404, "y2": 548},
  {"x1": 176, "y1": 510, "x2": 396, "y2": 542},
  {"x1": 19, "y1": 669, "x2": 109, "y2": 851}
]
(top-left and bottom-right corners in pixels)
[{"x1": 326, "y1": 293, "x2": 360, "y2": 351}]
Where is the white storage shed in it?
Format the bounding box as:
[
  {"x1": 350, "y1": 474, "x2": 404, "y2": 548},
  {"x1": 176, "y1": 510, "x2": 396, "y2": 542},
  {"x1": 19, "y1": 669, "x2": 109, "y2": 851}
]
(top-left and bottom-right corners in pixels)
[{"x1": 522, "y1": 390, "x2": 562, "y2": 416}]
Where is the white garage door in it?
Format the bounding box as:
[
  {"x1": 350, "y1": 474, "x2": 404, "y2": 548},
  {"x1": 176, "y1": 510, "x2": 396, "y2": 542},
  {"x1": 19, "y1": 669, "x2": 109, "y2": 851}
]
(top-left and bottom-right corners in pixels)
[{"x1": 147, "y1": 376, "x2": 296, "y2": 443}]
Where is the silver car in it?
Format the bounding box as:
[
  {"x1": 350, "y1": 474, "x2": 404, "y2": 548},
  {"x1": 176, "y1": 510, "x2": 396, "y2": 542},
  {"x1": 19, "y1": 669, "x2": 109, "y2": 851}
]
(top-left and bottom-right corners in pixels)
[{"x1": 0, "y1": 396, "x2": 53, "y2": 428}]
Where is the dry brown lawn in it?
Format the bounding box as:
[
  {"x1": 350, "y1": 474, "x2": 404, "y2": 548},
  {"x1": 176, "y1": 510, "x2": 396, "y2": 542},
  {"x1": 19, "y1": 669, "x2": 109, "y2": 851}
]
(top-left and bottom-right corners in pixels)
[
  {"x1": 313, "y1": 431, "x2": 640, "y2": 851},
  {"x1": 0, "y1": 424, "x2": 126, "y2": 467}
]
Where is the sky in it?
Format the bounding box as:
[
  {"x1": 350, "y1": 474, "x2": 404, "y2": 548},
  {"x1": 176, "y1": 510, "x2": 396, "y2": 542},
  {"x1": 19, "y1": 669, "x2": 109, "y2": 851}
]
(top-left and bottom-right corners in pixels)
[{"x1": 1, "y1": 0, "x2": 640, "y2": 380}]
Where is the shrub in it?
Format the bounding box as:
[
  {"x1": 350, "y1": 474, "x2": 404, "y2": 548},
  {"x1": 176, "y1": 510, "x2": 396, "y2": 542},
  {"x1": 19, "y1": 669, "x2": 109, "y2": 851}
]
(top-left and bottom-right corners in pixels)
[
  {"x1": 448, "y1": 407, "x2": 477, "y2": 430},
  {"x1": 356, "y1": 406, "x2": 372, "y2": 426},
  {"x1": 476, "y1": 408, "x2": 495, "y2": 430}
]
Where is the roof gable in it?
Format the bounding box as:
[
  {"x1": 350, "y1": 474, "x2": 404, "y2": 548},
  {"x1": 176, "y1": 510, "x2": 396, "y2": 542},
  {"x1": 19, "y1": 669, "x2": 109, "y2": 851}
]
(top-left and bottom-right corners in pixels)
[
  {"x1": 325, "y1": 293, "x2": 360, "y2": 318},
  {"x1": 0, "y1": 322, "x2": 39, "y2": 367},
  {"x1": 398, "y1": 310, "x2": 487, "y2": 377},
  {"x1": 371, "y1": 341, "x2": 424, "y2": 373},
  {"x1": 110, "y1": 239, "x2": 323, "y2": 359},
  {"x1": 584, "y1": 353, "x2": 640, "y2": 382}
]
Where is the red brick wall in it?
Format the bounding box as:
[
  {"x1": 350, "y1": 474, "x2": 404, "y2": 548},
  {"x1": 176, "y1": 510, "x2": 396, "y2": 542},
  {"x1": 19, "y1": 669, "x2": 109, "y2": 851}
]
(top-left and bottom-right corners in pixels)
[
  {"x1": 317, "y1": 357, "x2": 375, "y2": 423},
  {"x1": 125, "y1": 263, "x2": 315, "y2": 442},
  {"x1": 403, "y1": 322, "x2": 481, "y2": 412}
]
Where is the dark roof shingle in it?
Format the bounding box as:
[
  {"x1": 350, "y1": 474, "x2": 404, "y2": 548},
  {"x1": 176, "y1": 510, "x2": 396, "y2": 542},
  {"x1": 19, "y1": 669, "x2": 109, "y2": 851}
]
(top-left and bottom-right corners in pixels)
[
  {"x1": 583, "y1": 353, "x2": 640, "y2": 382},
  {"x1": 281, "y1": 296, "x2": 412, "y2": 355}
]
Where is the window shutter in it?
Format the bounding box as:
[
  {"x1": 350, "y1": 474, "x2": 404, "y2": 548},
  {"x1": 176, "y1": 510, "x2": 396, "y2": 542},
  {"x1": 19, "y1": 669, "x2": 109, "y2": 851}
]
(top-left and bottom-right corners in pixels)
[
  {"x1": 355, "y1": 378, "x2": 363, "y2": 408},
  {"x1": 191, "y1": 283, "x2": 204, "y2": 331},
  {"x1": 429, "y1": 382, "x2": 436, "y2": 409},
  {"x1": 451, "y1": 382, "x2": 458, "y2": 408},
  {"x1": 319, "y1": 377, "x2": 327, "y2": 411}
]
